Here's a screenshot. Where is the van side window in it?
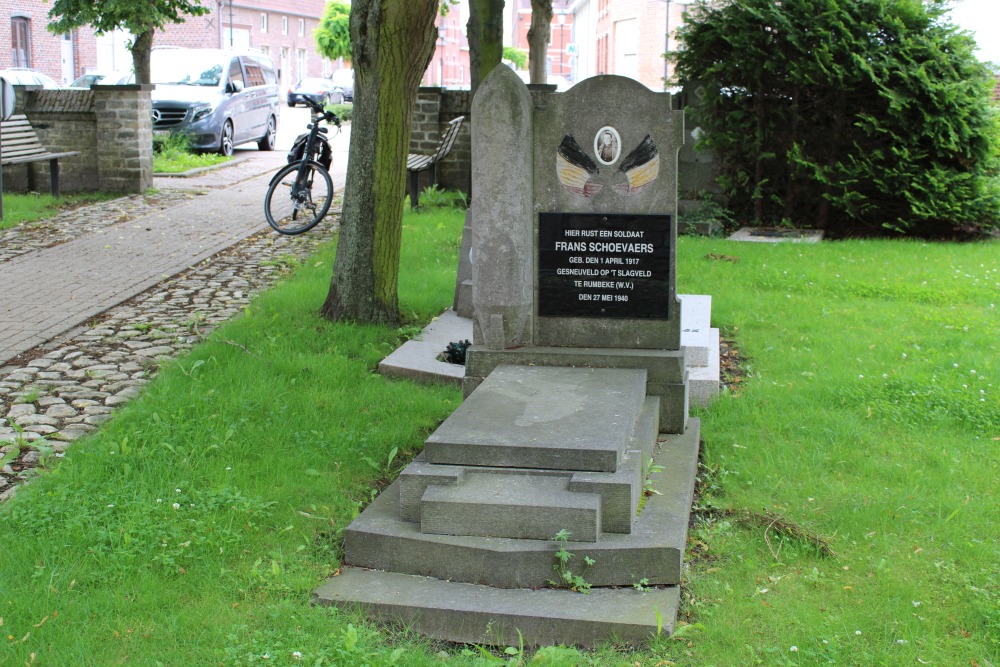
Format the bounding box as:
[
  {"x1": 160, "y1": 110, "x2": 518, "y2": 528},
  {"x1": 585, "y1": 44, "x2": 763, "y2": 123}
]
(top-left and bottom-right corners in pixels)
[
  {"x1": 228, "y1": 58, "x2": 245, "y2": 87},
  {"x1": 255, "y1": 57, "x2": 278, "y2": 84},
  {"x1": 243, "y1": 59, "x2": 266, "y2": 88}
]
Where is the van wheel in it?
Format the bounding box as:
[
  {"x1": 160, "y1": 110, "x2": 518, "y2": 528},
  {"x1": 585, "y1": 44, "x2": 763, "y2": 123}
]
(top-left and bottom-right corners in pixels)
[
  {"x1": 219, "y1": 120, "x2": 234, "y2": 157},
  {"x1": 258, "y1": 115, "x2": 276, "y2": 151}
]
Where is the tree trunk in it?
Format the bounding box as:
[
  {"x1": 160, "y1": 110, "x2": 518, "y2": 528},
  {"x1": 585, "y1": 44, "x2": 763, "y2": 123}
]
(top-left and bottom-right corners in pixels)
[
  {"x1": 320, "y1": 0, "x2": 439, "y2": 324},
  {"x1": 527, "y1": 0, "x2": 553, "y2": 84},
  {"x1": 131, "y1": 29, "x2": 154, "y2": 85},
  {"x1": 467, "y1": 0, "x2": 505, "y2": 98}
]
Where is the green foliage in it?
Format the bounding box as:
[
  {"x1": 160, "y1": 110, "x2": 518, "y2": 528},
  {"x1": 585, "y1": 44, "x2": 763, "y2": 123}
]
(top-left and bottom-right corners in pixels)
[
  {"x1": 411, "y1": 185, "x2": 468, "y2": 210},
  {"x1": 679, "y1": 191, "x2": 736, "y2": 234},
  {"x1": 674, "y1": 0, "x2": 1000, "y2": 237},
  {"x1": 47, "y1": 0, "x2": 208, "y2": 39},
  {"x1": 503, "y1": 45, "x2": 528, "y2": 70},
  {"x1": 327, "y1": 102, "x2": 353, "y2": 122},
  {"x1": 152, "y1": 130, "x2": 192, "y2": 155},
  {"x1": 547, "y1": 529, "x2": 595, "y2": 593},
  {"x1": 153, "y1": 131, "x2": 231, "y2": 173},
  {"x1": 315, "y1": 1, "x2": 351, "y2": 61}
]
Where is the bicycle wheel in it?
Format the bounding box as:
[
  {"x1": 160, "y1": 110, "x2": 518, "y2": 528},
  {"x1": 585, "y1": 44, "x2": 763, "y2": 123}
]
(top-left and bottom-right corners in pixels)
[{"x1": 264, "y1": 161, "x2": 334, "y2": 235}]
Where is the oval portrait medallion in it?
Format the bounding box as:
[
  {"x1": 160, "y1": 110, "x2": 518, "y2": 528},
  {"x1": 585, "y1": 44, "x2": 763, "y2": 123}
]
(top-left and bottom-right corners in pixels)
[{"x1": 594, "y1": 126, "x2": 621, "y2": 166}]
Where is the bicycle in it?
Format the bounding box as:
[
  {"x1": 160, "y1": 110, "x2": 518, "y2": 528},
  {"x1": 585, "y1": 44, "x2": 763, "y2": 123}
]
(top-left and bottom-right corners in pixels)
[{"x1": 264, "y1": 95, "x2": 341, "y2": 235}]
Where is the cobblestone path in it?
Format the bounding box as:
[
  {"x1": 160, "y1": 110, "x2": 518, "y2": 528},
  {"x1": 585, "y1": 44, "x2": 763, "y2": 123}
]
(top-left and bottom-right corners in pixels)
[{"x1": 0, "y1": 187, "x2": 338, "y2": 501}]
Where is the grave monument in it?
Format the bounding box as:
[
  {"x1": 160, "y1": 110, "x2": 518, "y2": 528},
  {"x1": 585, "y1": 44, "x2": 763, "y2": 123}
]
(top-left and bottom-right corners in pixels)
[{"x1": 315, "y1": 68, "x2": 701, "y2": 647}]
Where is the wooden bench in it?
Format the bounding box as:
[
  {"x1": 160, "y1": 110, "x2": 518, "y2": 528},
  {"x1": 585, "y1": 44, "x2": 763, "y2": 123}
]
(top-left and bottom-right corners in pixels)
[
  {"x1": 1, "y1": 114, "x2": 80, "y2": 197},
  {"x1": 406, "y1": 115, "x2": 464, "y2": 209}
]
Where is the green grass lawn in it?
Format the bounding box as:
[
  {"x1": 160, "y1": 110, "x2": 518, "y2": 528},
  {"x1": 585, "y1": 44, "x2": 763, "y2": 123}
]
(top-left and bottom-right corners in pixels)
[
  {"x1": 0, "y1": 192, "x2": 119, "y2": 231},
  {"x1": 153, "y1": 150, "x2": 232, "y2": 174},
  {"x1": 0, "y1": 214, "x2": 997, "y2": 666}
]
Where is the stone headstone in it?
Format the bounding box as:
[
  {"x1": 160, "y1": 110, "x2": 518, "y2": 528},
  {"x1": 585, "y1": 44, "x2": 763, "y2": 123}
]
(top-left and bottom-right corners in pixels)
[
  {"x1": 467, "y1": 67, "x2": 689, "y2": 433},
  {"x1": 317, "y1": 70, "x2": 702, "y2": 648}
]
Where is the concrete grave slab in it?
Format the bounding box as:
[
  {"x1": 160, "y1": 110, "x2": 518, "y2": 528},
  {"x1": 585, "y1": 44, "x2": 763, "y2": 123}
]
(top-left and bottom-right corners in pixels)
[
  {"x1": 678, "y1": 294, "x2": 711, "y2": 367},
  {"x1": 377, "y1": 309, "x2": 469, "y2": 386},
  {"x1": 320, "y1": 70, "x2": 707, "y2": 646},
  {"x1": 376, "y1": 300, "x2": 720, "y2": 409},
  {"x1": 399, "y1": 397, "x2": 660, "y2": 536},
  {"x1": 420, "y1": 472, "x2": 603, "y2": 542},
  {"x1": 424, "y1": 365, "x2": 647, "y2": 472},
  {"x1": 689, "y1": 327, "x2": 721, "y2": 407},
  {"x1": 315, "y1": 567, "x2": 679, "y2": 648},
  {"x1": 729, "y1": 227, "x2": 824, "y2": 243},
  {"x1": 342, "y1": 420, "x2": 700, "y2": 589}
]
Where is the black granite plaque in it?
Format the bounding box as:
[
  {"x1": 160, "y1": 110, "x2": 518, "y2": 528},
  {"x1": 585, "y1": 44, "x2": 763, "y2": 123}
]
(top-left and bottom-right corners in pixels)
[{"x1": 538, "y1": 212, "x2": 671, "y2": 319}]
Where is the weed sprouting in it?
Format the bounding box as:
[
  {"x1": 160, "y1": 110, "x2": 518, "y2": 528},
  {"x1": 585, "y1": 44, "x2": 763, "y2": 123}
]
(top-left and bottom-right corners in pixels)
[{"x1": 548, "y1": 529, "x2": 595, "y2": 593}]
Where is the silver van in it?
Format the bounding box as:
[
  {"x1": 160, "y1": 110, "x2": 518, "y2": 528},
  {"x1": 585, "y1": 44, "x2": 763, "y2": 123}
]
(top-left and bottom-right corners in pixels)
[{"x1": 150, "y1": 48, "x2": 280, "y2": 156}]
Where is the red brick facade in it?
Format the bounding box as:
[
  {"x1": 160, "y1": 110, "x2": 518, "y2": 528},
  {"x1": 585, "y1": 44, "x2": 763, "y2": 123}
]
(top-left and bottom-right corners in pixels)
[
  {"x1": 423, "y1": 10, "x2": 472, "y2": 88},
  {"x1": 1, "y1": 0, "x2": 105, "y2": 84},
  {"x1": 1, "y1": 0, "x2": 330, "y2": 88},
  {"x1": 157, "y1": 1, "x2": 331, "y2": 87},
  {"x1": 509, "y1": 0, "x2": 577, "y2": 83},
  {"x1": 590, "y1": 0, "x2": 688, "y2": 90}
]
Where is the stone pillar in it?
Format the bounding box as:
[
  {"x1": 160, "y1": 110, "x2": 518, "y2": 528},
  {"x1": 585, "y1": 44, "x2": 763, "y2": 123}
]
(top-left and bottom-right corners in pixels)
[
  {"x1": 93, "y1": 85, "x2": 153, "y2": 193},
  {"x1": 410, "y1": 87, "x2": 443, "y2": 154},
  {"x1": 470, "y1": 65, "x2": 534, "y2": 349}
]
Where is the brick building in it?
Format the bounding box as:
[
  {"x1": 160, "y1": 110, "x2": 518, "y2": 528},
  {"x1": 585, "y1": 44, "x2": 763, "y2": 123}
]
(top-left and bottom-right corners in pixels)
[
  {"x1": 508, "y1": 0, "x2": 577, "y2": 84},
  {"x1": 157, "y1": 0, "x2": 332, "y2": 88},
  {"x1": 2, "y1": 0, "x2": 108, "y2": 84},
  {"x1": 570, "y1": 0, "x2": 694, "y2": 91},
  {"x1": 1, "y1": 0, "x2": 331, "y2": 88},
  {"x1": 422, "y1": 4, "x2": 472, "y2": 88}
]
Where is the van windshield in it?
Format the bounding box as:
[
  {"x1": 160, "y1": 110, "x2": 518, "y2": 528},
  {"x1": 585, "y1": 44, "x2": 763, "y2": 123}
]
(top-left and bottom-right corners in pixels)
[{"x1": 151, "y1": 52, "x2": 223, "y2": 86}]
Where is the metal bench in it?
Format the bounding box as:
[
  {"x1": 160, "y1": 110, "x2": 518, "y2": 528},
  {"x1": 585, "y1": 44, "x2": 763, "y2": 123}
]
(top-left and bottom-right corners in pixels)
[
  {"x1": 406, "y1": 115, "x2": 464, "y2": 209},
  {"x1": 1, "y1": 114, "x2": 80, "y2": 197}
]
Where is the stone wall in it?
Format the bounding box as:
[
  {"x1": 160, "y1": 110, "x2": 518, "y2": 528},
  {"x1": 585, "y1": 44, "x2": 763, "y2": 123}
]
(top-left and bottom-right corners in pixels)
[
  {"x1": 410, "y1": 87, "x2": 472, "y2": 196},
  {"x1": 2, "y1": 85, "x2": 153, "y2": 194},
  {"x1": 409, "y1": 84, "x2": 559, "y2": 198}
]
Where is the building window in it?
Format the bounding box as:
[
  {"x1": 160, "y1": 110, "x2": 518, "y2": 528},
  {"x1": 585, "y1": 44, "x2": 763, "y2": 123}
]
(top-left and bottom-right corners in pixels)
[
  {"x1": 12, "y1": 17, "x2": 31, "y2": 68},
  {"x1": 282, "y1": 16, "x2": 288, "y2": 36},
  {"x1": 298, "y1": 18, "x2": 305, "y2": 37},
  {"x1": 297, "y1": 48, "x2": 307, "y2": 78},
  {"x1": 259, "y1": 45, "x2": 269, "y2": 57},
  {"x1": 261, "y1": 13, "x2": 268, "y2": 34}
]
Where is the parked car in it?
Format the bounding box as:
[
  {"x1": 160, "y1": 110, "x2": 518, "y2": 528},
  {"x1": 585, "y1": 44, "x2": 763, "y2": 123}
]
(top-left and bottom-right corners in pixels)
[
  {"x1": 149, "y1": 48, "x2": 281, "y2": 156},
  {"x1": 329, "y1": 68, "x2": 353, "y2": 102},
  {"x1": 68, "y1": 71, "x2": 133, "y2": 88},
  {"x1": 287, "y1": 77, "x2": 343, "y2": 107},
  {"x1": 0, "y1": 68, "x2": 61, "y2": 89}
]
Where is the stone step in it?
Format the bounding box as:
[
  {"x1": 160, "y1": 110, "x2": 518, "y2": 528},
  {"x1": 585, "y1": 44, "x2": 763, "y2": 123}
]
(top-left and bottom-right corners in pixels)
[
  {"x1": 377, "y1": 309, "x2": 468, "y2": 386},
  {"x1": 424, "y1": 365, "x2": 648, "y2": 472},
  {"x1": 314, "y1": 567, "x2": 679, "y2": 647},
  {"x1": 678, "y1": 294, "x2": 711, "y2": 367},
  {"x1": 689, "y1": 327, "x2": 720, "y2": 408},
  {"x1": 399, "y1": 397, "x2": 661, "y2": 535},
  {"x1": 420, "y1": 472, "x2": 602, "y2": 542},
  {"x1": 568, "y1": 395, "x2": 659, "y2": 534},
  {"x1": 343, "y1": 420, "x2": 700, "y2": 589}
]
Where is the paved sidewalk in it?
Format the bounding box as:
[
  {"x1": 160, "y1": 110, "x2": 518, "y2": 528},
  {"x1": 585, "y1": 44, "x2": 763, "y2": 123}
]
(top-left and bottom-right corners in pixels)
[
  {"x1": 0, "y1": 111, "x2": 351, "y2": 367},
  {"x1": 0, "y1": 154, "x2": 284, "y2": 365},
  {"x1": 1, "y1": 108, "x2": 351, "y2": 366}
]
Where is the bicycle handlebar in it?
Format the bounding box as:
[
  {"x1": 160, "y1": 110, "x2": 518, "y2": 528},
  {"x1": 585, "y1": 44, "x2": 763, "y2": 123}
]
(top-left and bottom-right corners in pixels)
[{"x1": 302, "y1": 95, "x2": 341, "y2": 128}]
